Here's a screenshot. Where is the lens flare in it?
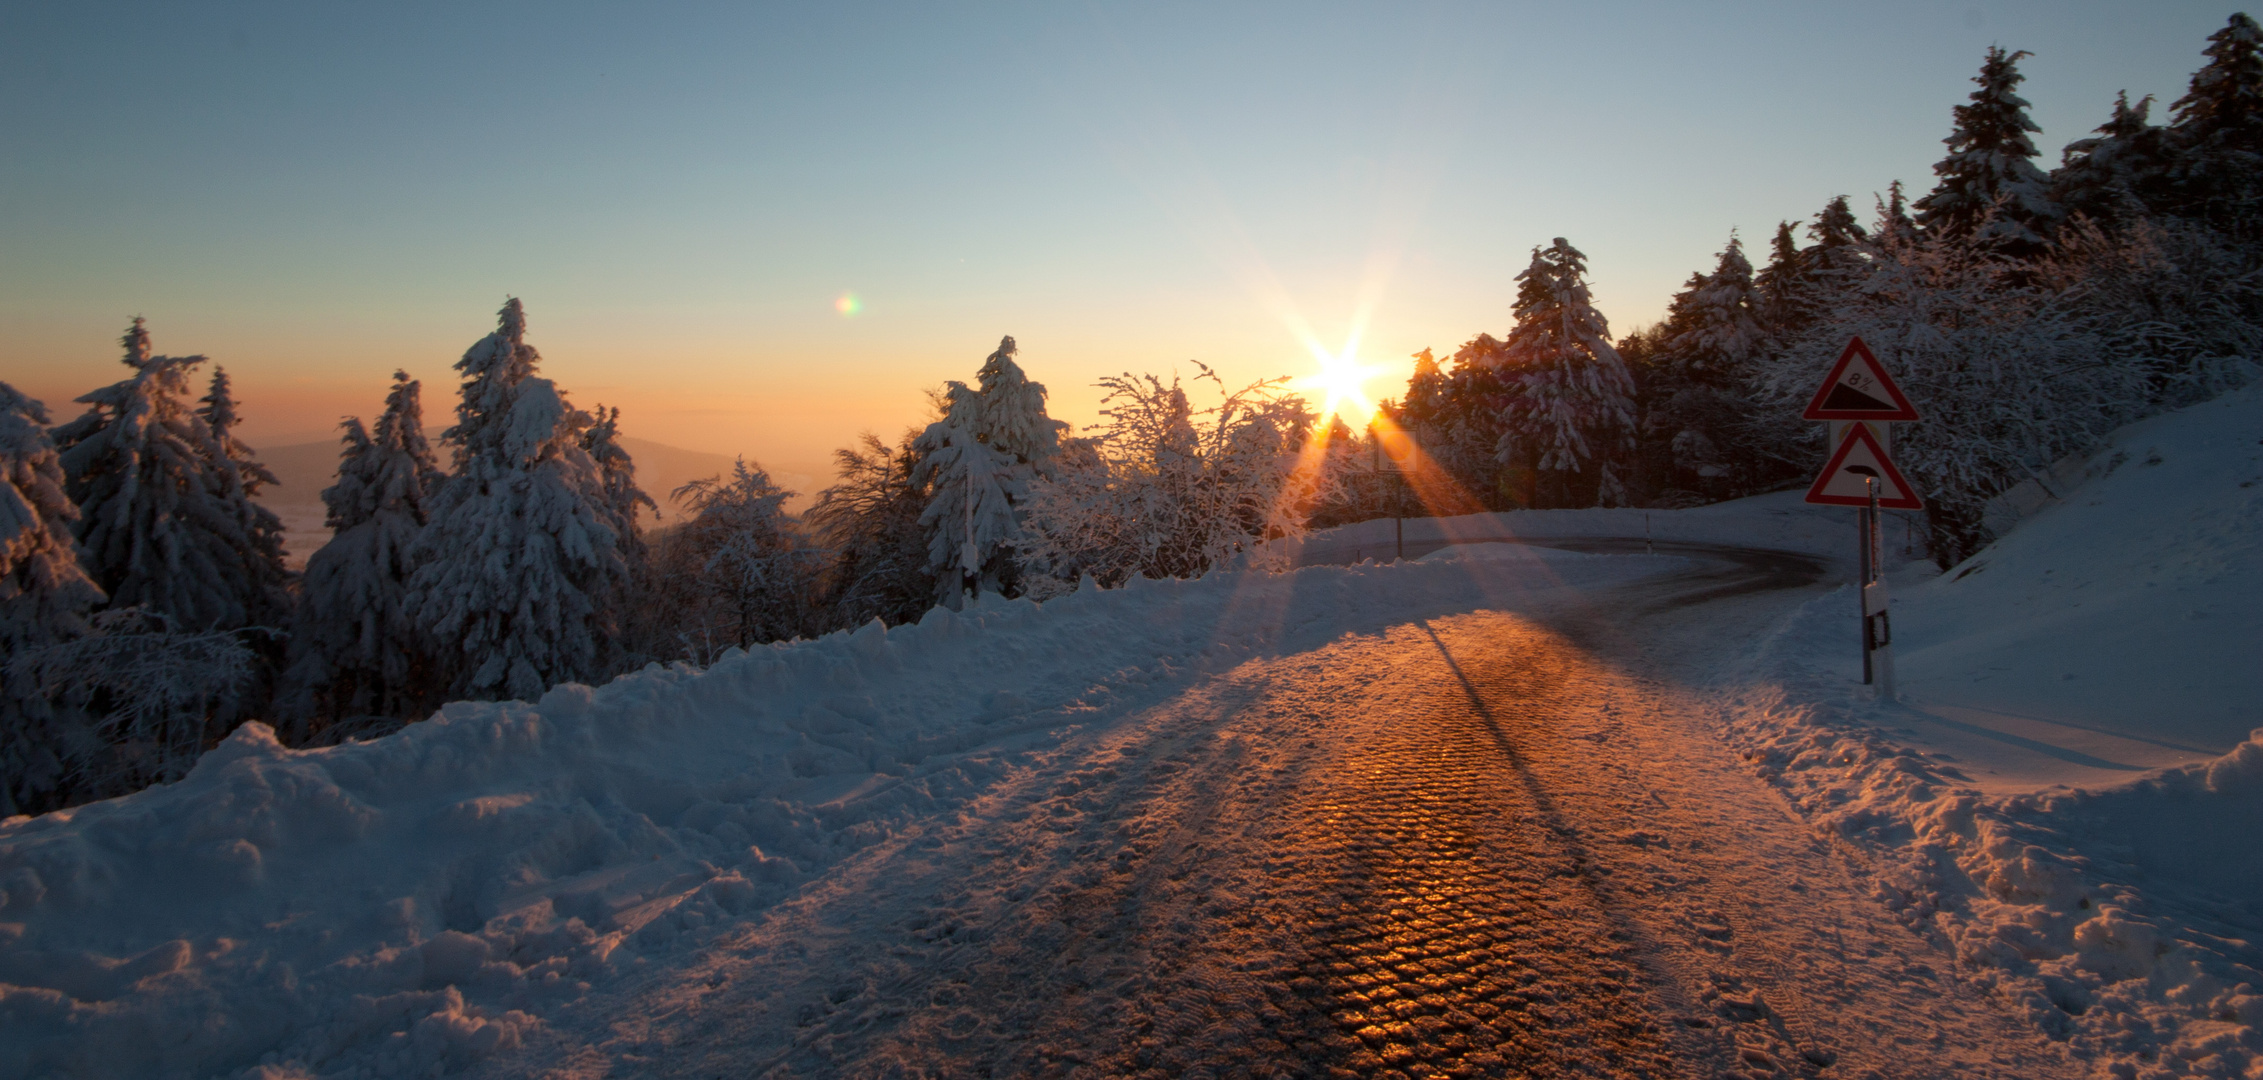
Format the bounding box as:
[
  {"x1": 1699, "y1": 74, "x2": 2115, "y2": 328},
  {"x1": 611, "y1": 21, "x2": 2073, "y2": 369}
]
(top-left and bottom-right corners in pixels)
[
  {"x1": 834, "y1": 292, "x2": 862, "y2": 316},
  {"x1": 1292, "y1": 338, "x2": 1391, "y2": 424}
]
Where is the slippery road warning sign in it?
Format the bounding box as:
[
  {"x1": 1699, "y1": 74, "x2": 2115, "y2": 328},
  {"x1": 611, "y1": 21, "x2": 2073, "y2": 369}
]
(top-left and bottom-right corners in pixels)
[
  {"x1": 1804, "y1": 423, "x2": 1923, "y2": 509},
  {"x1": 1802, "y1": 337, "x2": 1920, "y2": 421}
]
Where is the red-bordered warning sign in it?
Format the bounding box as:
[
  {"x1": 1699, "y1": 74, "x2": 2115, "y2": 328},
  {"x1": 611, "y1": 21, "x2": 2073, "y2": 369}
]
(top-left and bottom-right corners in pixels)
[
  {"x1": 1804, "y1": 423, "x2": 1923, "y2": 508},
  {"x1": 1803, "y1": 336, "x2": 1920, "y2": 421}
]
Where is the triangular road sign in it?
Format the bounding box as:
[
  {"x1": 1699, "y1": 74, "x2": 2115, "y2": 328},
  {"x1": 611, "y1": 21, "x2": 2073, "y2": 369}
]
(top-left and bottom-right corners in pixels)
[
  {"x1": 1805, "y1": 423, "x2": 1923, "y2": 509},
  {"x1": 1803, "y1": 336, "x2": 1920, "y2": 421}
]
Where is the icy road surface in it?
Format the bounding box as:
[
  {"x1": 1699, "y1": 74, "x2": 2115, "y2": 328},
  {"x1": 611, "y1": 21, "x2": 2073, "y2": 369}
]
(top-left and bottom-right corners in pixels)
[{"x1": 504, "y1": 546, "x2": 2074, "y2": 1080}]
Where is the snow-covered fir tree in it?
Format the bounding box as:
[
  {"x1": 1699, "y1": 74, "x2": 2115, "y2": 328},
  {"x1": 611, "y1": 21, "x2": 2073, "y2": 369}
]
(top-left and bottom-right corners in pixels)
[
  {"x1": 406, "y1": 300, "x2": 632, "y2": 702},
  {"x1": 193, "y1": 366, "x2": 294, "y2": 629},
  {"x1": 1419, "y1": 336, "x2": 1520, "y2": 509},
  {"x1": 1495, "y1": 238, "x2": 1635, "y2": 507},
  {"x1": 1392, "y1": 348, "x2": 1450, "y2": 433},
  {"x1": 2052, "y1": 92, "x2": 2171, "y2": 228},
  {"x1": 0, "y1": 383, "x2": 105, "y2": 814},
  {"x1": 1754, "y1": 199, "x2": 1872, "y2": 346},
  {"x1": 1752, "y1": 222, "x2": 1807, "y2": 331},
  {"x1": 23, "y1": 327, "x2": 265, "y2": 808},
  {"x1": 1913, "y1": 46, "x2": 2061, "y2": 252},
  {"x1": 1646, "y1": 236, "x2": 1776, "y2": 497},
  {"x1": 912, "y1": 420, "x2": 1019, "y2": 604},
  {"x1": 1877, "y1": 180, "x2": 1919, "y2": 245},
  {"x1": 197, "y1": 368, "x2": 275, "y2": 494},
  {"x1": 2042, "y1": 213, "x2": 2263, "y2": 408},
  {"x1": 2172, "y1": 12, "x2": 2263, "y2": 145},
  {"x1": 1665, "y1": 234, "x2": 1767, "y2": 374},
  {"x1": 911, "y1": 336, "x2": 1066, "y2": 603},
  {"x1": 0, "y1": 385, "x2": 101, "y2": 653},
  {"x1": 966, "y1": 336, "x2": 1065, "y2": 472},
  {"x1": 2165, "y1": 13, "x2": 2263, "y2": 231},
  {"x1": 53, "y1": 319, "x2": 280, "y2": 633},
  {"x1": 1806, "y1": 196, "x2": 1872, "y2": 291},
  {"x1": 279, "y1": 371, "x2": 441, "y2": 739},
  {"x1": 1753, "y1": 224, "x2": 2153, "y2": 566},
  {"x1": 580, "y1": 404, "x2": 656, "y2": 568},
  {"x1": 650, "y1": 459, "x2": 821, "y2": 660},
  {"x1": 1372, "y1": 349, "x2": 1445, "y2": 505}
]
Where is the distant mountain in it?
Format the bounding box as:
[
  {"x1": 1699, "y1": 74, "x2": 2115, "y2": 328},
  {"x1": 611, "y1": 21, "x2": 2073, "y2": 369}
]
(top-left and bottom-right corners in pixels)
[{"x1": 255, "y1": 432, "x2": 829, "y2": 565}]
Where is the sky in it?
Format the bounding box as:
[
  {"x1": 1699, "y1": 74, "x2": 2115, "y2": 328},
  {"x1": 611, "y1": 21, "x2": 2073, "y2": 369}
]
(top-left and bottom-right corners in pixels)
[{"x1": 1, "y1": 1, "x2": 2249, "y2": 482}]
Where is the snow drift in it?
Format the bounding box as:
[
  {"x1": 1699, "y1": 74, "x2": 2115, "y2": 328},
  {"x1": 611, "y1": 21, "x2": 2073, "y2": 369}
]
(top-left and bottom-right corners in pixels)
[{"x1": 1725, "y1": 381, "x2": 2263, "y2": 1079}]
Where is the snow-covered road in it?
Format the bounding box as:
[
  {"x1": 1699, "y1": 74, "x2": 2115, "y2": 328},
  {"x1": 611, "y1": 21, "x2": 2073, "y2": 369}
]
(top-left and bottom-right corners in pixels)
[
  {"x1": 11, "y1": 388, "x2": 2251, "y2": 1079},
  {"x1": 494, "y1": 548, "x2": 2073, "y2": 1080}
]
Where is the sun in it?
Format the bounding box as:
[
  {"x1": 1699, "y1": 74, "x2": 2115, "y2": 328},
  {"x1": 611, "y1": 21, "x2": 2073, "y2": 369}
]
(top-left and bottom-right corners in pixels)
[{"x1": 1293, "y1": 339, "x2": 1391, "y2": 425}]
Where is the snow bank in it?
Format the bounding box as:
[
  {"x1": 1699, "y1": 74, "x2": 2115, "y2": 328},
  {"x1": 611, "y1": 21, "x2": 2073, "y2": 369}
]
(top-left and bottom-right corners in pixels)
[
  {"x1": 1895, "y1": 380, "x2": 2263, "y2": 777},
  {"x1": 1720, "y1": 383, "x2": 2263, "y2": 1079},
  {"x1": 0, "y1": 547, "x2": 1681, "y2": 1080}
]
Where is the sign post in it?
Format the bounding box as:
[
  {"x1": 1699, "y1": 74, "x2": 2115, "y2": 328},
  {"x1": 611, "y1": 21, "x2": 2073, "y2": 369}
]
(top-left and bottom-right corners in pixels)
[
  {"x1": 1802, "y1": 336, "x2": 1920, "y2": 701},
  {"x1": 1372, "y1": 425, "x2": 1419, "y2": 561},
  {"x1": 1863, "y1": 479, "x2": 1896, "y2": 700}
]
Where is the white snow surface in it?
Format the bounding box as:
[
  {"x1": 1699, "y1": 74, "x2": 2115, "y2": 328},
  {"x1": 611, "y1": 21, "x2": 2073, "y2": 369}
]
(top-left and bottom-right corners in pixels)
[
  {"x1": 5, "y1": 382, "x2": 2258, "y2": 1080},
  {"x1": 0, "y1": 546, "x2": 1683, "y2": 1080},
  {"x1": 1721, "y1": 382, "x2": 2263, "y2": 1078}
]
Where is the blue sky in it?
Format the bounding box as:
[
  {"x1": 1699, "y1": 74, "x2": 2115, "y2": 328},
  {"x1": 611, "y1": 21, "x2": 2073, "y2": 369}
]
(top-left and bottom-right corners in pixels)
[{"x1": 1, "y1": 1, "x2": 2246, "y2": 474}]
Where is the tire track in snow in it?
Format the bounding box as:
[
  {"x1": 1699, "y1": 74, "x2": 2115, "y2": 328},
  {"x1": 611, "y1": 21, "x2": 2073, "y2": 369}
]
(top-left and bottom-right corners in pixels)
[
  {"x1": 759, "y1": 619, "x2": 1704, "y2": 1078},
  {"x1": 1412, "y1": 606, "x2": 2080, "y2": 1080},
  {"x1": 506, "y1": 547, "x2": 2079, "y2": 1079}
]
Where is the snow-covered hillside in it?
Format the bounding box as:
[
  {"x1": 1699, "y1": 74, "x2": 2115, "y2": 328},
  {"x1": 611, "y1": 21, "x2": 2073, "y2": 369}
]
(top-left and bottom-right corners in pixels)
[
  {"x1": 1728, "y1": 381, "x2": 2263, "y2": 1078},
  {"x1": 1895, "y1": 381, "x2": 2263, "y2": 785}
]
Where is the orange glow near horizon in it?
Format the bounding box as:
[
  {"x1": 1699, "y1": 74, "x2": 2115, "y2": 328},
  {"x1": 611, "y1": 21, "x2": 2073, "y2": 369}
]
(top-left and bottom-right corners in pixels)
[{"x1": 1290, "y1": 336, "x2": 1392, "y2": 426}]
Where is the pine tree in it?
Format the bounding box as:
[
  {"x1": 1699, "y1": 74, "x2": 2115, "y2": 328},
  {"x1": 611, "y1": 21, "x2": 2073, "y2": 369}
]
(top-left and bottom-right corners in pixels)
[
  {"x1": 2171, "y1": 13, "x2": 2263, "y2": 152},
  {"x1": 1877, "y1": 180, "x2": 1919, "y2": 245},
  {"x1": 1913, "y1": 46, "x2": 2061, "y2": 252},
  {"x1": 1807, "y1": 196, "x2": 1871, "y2": 287},
  {"x1": 653, "y1": 459, "x2": 819, "y2": 658},
  {"x1": 1645, "y1": 236, "x2": 1784, "y2": 498},
  {"x1": 279, "y1": 371, "x2": 440, "y2": 739},
  {"x1": 912, "y1": 420, "x2": 1019, "y2": 604},
  {"x1": 1495, "y1": 239, "x2": 1635, "y2": 506},
  {"x1": 406, "y1": 300, "x2": 631, "y2": 702},
  {"x1": 0, "y1": 385, "x2": 101, "y2": 652},
  {"x1": 38, "y1": 323, "x2": 269, "y2": 802},
  {"x1": 1426, "y1": 335, "x2": 1518, "y2": 506},
  {"x1": 194, "y1": 366, "x2": 294, "y2": 629},
  {"x1": 1393, "y1": 348, "x2": 1450, "y2": 430},
  {"x1": 197, "y1": 368, "x2": 274, "y2": 495},
  {"x1": 911, "y1": 336, "x2": 1065, "y2": 603},
  {"x1": 2165, "y1": 13, "x2": 2263, "y2": 232},
  {"x1": 0, "y1": 383, "x2": 105, "y2": 814},
  {"x1": 1752, "y1": 221, "x2": 1807, "y2": 331},
  {"x1": 1666, "y1": 234, "x2": 1766, "y2": 374},
  {"x1": 1750, "y1": 225, "x2": 2151, "y2": 567},
  {"x1": 968, "y1": 336, "x2": 1066, "y2": 473},
  {"x1": 2053, "y1": 92, "x2": 2171, "y2": 227},
  {"x1": 53, "y1": 319, "x2": 273, "y2": 632},
  {"x1": 1758, "y1": 198, "x2": 1873, "y2": 338},
  {"x1": 580, "y1": 404, "x2": 656, "y2": 566}
]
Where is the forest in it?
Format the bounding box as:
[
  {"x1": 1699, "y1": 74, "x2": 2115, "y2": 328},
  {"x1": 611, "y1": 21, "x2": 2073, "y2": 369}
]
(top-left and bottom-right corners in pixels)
[{"x1": 3, "y1": 16, "x2": 2259, "y2": 816}]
